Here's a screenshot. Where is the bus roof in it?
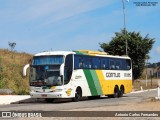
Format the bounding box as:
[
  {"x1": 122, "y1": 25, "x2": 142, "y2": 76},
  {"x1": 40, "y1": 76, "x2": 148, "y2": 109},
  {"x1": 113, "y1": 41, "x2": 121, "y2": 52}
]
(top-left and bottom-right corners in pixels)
[
  {"x1": 34, "y1": 51, "x2": 74, "y2": 56},
  {"x1": 34, "y1": 50, "x2": 130, "y2": 59},
  {"x1": 73, "y1": 50, "x2": 130, "y2": 59}
]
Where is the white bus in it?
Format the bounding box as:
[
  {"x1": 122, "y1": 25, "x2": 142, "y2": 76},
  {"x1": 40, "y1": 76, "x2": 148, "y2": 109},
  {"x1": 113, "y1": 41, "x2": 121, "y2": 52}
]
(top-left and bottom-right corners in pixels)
[{"x1": 23, "y1": 50, "x2": 132, "y2": 102}]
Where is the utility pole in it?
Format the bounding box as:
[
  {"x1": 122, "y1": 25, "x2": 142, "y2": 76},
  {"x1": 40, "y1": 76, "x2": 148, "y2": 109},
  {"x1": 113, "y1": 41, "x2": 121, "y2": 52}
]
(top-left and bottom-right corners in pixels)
[
  {"x1": 145, "y1": 59, "x2": 148, "y2": 87},
  {"x1": 122, "y1": 0, "x2": 128, "y2": 56}
]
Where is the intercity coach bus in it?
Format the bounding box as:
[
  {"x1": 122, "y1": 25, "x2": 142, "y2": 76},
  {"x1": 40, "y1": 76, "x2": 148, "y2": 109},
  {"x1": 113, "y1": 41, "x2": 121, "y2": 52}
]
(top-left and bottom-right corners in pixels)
[{"x1": 23, "y1": 50, "x2": 132, "y2": 102}]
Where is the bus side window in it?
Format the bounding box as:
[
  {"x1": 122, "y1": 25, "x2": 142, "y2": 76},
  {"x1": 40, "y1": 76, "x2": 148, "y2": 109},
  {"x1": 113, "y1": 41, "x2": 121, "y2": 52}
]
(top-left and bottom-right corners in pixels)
[
  {"x1": 105, "y1": 58, "x2": 109, "y2": 70},
  {"x1": 101, "y1": 59, "x2": 109, "y2": 70},
  {"x1": 92, "y1": 57, "x2": 96, "y2": 69},
  {"x1": 122, "y1": 59, "x2": 131, "y2": 70},
  {"x1": 74, "y1": 55, "x2": 84, "y2": 69},
  {"x1": 93, "y1": 57, "x2": 101, "y2": 69},
  {"x1": 101, "y1": 59, "x2": 105, "y2": 69},
  {"x1": 126, "y1": 59, "x2": 131, "y2": 70},
  {"x1": 83, "y1": 56, "x2": 88, "y2": 69},
  {"x1": 109, "y1": 60, "x2": 115, "y2": 70},
  {"x1": 115, "y1": 60, "x2": 122, "y2": 70},
  {"x1": 88, "y1": 58, "x2": 92, "y2": 69},
  {"x1": 79, "y1": 57, "x2": 84, "y2": 68},
  {"x1": 98, "y1": 58, "x2": 101, "y2": 69},
  {"x1": 81, "y1": 56, "x2": 93, "y2": 69},
  {"x1": 74, "y1": 55, "x2": 79, "y2": 69}
]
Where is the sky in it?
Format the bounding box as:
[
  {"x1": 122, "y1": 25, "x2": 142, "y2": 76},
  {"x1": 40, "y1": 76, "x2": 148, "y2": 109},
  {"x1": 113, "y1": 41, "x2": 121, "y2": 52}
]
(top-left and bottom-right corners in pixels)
[{"x1": 0, "y1": 0, "x2": 159, "y2": 63}]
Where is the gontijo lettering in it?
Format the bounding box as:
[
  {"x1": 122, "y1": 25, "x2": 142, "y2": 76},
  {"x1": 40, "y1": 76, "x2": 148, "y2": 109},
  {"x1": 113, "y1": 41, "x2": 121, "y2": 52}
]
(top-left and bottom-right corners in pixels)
[{"x1": 106, "y1": 73, "x2": 120, "y2": 77}]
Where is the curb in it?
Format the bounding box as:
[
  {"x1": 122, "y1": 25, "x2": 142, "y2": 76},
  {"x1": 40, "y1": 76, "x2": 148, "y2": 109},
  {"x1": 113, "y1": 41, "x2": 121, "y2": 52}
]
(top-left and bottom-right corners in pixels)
[{"x1": 0, "y1": 95, "x2": 31, "y2": 105}]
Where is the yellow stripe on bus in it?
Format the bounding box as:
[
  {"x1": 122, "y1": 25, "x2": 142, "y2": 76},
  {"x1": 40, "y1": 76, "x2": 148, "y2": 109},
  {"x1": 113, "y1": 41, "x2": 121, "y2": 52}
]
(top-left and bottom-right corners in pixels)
[{"x1": 96, "y1": 70, "x2": 132, "y2": 95}]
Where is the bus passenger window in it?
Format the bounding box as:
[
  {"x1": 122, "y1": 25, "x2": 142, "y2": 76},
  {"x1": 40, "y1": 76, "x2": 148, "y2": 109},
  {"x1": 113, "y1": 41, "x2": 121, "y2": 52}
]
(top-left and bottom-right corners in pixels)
[
  {"x1": 109, "y1": 60, "x2": 115, "y2": 70},
  {"x1": 88, "y1": 58, "x2": 92, "y2": 69},
  {"x1": 103, "y1": 64, "x2": 105, "y2": 69},
  {"x1": 79, "y1": 58, "x2": 84, "y2": 68},
  {"x1": 93, "y1": 58, "x2": 100, "y2": 69},
  {"x1": 105, "y1": 59, "x2": 109, "y2": 70},
  {"x1": 101, "y1": 59, "x2": 106, "y2": 69},
  {"x1": 122, "y1": 59, "x2": 131, "y2": 70},
  {"x1": 115, "y1": 60, "x2": 121, "y2": 70},
  {"x1": 103, "y1": 60, "x2": 105, "y2": 69},
  {"x1": 126, "y1": 59, "x2": 131, "y2": 70},
  {"x1": 115, "y1": 63, "x2": 119, "y2": 69},
  {"x1": 111, "y1": 65, "x2": 115, "y2": 69}
]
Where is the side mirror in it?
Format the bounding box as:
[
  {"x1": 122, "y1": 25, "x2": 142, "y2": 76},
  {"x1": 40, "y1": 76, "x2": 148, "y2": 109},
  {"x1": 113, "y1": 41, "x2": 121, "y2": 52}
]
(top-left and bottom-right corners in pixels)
[
  {"x1": 23, "y1": 64, "x2": 30, "y2": 77},
  {"x1": 60, "y1": 63, "x2": 64, "y2": 76},
  {"x1": 60, "y1": 63, "x2": 64, "y2": 85},
  {"x1": 60, "y1": 75, "x2": 63, "y2": 80}
]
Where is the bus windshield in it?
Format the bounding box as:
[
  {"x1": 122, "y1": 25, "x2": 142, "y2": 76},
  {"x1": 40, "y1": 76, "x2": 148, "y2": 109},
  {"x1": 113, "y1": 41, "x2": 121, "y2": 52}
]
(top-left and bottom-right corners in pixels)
[
  {"x1": 32, "y1": 55, "x2": 64, "y2": 65},
  {"x1": 30, "y1": 65, "x2": 63, "y2": 86}
]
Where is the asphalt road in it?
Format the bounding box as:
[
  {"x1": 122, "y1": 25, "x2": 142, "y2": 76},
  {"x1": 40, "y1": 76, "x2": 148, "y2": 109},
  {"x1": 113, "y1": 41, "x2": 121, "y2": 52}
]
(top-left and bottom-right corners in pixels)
[{"x1": 0, "y1": 89, "x2": 157, "y2": 111}]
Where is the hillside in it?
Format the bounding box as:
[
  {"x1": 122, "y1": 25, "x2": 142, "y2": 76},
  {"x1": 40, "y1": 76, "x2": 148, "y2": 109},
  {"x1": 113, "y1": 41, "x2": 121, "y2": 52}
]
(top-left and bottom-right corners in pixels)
[
  {"x1": 0, "y1": 49, "x2": 33, "y2": 94},
  {"x1": 0, "y1": 49, "x2": 159, "y2": 95}
]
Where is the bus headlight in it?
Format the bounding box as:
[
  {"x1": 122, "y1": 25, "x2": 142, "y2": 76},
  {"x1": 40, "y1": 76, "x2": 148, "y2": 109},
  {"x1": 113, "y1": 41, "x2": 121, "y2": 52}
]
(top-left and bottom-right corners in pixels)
[{"x1": 53, "y1": 89, "x2": 63, "y2": 92}]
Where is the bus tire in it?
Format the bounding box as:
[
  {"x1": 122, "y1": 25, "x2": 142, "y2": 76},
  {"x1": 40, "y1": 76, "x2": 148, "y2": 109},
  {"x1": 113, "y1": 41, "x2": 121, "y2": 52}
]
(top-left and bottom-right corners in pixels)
[
  {"x1": 113, "y1": 86, "x2": 119, "y2": 98},
  {"x1": 119, "y1": 85, "x2": 124, "y2": 97},
  {"x1": 72, "y1": 87, "x2": 82, "y2": 102}
]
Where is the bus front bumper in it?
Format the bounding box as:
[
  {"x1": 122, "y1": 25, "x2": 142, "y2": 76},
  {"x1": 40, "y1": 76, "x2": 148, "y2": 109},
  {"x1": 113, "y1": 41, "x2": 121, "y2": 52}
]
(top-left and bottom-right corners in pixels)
[{"x1": 30, "y1": 91, "x2": 66, "y2": 99}]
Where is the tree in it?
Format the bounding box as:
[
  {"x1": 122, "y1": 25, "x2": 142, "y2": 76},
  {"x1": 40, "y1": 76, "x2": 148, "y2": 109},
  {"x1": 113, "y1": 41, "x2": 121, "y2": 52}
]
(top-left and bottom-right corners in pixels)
[
  {"x1": 100, "y1": 29, "x2": 155, "y2": 80},
  {"x1": 8, "y1": 42, "x2": 16, "y2": 51}
]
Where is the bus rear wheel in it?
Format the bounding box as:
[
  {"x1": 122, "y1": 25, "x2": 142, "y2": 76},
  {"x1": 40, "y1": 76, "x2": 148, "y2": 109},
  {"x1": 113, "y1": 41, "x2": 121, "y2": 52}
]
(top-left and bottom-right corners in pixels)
[
  {"x1": 113, "y1": 86, "x2": 119, "y2": 98},
  {"x1": 72, "y1": 88, "x2": 82, "y2": 102},
  {"x1": 107, "y1": 86, "x2": 119, "y2": 98},
  {"x1": 119, "y1": 86, "x2": 124, "y2": 97}
]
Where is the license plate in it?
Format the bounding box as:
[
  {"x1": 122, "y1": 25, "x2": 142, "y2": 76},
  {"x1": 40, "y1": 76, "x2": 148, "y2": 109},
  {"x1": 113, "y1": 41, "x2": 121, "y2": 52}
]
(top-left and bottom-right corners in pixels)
[{"x1": 41, "y1": 94, "x2": 47, "y2": 97}]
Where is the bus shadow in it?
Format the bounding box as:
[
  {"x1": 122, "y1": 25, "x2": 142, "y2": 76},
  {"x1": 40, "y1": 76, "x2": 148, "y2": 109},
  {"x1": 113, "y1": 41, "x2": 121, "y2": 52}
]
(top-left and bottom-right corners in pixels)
[{"x1": 11, "y1": 95, "x2": 129, "y2": 104}]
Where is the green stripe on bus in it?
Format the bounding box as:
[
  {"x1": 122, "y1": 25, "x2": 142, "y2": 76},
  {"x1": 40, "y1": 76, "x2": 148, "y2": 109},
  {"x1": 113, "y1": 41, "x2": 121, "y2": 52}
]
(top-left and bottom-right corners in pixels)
[
  {"x1": 90, "y1": 70, "x2": 103, "y2": 95},
  {"x1": 83, "y1": 70, "x2": 98, "y2": 96},
  {"x1": 73, "y1": 51, "x2": 86, "y2": 55}
]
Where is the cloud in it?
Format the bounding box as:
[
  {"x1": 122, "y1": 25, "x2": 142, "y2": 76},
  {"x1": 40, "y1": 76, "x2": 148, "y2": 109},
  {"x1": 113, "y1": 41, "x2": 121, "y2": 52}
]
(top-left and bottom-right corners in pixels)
[
  {"x1": 31, "y1": 0, "x2": 116, "y2": 20},
  {"x1": 156, "y1": 46, "x2": 160, "y2": 54},
  {"x1": 0, "y1": 0, "x2": 117, "y2": 23}
]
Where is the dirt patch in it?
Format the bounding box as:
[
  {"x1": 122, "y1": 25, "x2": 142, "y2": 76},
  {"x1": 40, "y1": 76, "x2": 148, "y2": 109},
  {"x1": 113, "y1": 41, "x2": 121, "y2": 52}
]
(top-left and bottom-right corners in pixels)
[{"x1": 133, "y1": 79, "x2": 159, "y2": 91}]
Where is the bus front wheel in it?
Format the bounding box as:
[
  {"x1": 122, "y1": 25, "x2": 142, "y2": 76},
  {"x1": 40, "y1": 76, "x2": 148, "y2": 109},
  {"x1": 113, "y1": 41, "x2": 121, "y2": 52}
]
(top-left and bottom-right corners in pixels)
[{"x1": 72, "y1": 87, "x2": 82, "y2": 102}]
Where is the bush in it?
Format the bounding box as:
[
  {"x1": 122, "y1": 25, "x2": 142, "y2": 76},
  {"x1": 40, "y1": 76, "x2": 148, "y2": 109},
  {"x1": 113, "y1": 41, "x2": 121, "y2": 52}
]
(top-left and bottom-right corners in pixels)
[
  {"x1": 0, "y1": 49, "x2": 32, "y2": 95},
  {"x1": 0, "y1": 56, "x2": 5, "y2": 89}
]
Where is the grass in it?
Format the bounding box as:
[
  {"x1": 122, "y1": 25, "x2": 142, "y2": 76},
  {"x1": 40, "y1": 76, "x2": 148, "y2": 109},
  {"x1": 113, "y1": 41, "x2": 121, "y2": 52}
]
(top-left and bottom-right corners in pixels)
[{"x1": 0, "y1": 49, "x2": 33, "y2": 95}]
